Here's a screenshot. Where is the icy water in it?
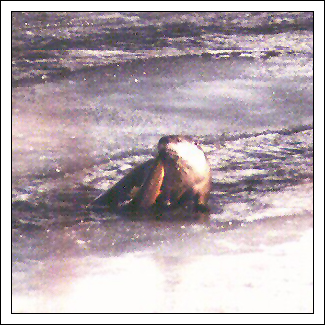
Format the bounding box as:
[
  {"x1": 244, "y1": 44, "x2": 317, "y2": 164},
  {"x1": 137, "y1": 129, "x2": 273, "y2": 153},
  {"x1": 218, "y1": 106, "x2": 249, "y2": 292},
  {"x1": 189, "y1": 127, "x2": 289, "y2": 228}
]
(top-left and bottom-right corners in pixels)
[{"x1": 11, "y1": 12, "x2": 313, "y2": 313}]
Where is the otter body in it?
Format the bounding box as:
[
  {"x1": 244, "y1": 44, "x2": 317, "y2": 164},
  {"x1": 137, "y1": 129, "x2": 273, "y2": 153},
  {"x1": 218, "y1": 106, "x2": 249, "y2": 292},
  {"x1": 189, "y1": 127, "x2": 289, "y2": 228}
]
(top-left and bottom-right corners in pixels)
[{"x1": 90, "y1": 135, "x2": 211, "y2": 217}]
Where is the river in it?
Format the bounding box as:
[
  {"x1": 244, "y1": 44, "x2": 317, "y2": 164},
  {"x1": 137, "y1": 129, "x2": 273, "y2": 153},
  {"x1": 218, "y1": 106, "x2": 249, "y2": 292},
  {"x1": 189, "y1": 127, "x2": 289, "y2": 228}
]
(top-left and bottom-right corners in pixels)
[{"x1": 11, "y1": 12, "x2": 313, "y2": 313}]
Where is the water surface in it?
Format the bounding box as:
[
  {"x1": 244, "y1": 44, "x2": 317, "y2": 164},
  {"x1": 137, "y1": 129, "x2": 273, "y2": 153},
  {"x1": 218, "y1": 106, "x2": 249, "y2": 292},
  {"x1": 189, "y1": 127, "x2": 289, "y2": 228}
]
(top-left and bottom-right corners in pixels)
[{"x1": 11, "y1": 12, "x2": 313, "y2": 313}]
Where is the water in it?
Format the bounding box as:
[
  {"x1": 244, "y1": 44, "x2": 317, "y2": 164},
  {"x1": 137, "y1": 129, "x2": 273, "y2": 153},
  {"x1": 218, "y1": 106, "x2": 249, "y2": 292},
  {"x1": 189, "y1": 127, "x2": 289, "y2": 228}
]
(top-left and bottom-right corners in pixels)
[{"x1": 11, "y1": 12, "x2": 313, "y2": 313}]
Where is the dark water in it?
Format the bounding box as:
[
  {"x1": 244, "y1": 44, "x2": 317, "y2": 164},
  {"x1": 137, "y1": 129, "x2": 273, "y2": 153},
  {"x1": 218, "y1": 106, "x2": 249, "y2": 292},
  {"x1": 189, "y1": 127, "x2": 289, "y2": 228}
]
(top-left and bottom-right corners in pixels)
[
  {"x1": 12, "y1": 12, "x2": 313, "y2": 85},
  {"x1": 11, "y1": 12, "x2": 313, "y2": 313}
]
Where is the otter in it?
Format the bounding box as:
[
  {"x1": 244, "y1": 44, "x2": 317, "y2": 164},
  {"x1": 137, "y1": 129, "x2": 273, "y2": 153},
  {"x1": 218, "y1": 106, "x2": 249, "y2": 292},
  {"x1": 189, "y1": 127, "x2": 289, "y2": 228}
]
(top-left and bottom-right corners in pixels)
[{"x1": 89, "y1": 135, "x2": 211, "y2": 218}]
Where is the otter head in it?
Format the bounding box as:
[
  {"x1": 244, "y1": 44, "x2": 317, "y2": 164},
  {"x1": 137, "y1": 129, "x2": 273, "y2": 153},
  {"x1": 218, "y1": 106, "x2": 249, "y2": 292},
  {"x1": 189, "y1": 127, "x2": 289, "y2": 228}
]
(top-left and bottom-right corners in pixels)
[
  {"x1": 156, "y1": 135, "x2": 211, "y2": 207},
  {"x1": 157, "y1": 135, "x2": 210, "y2": 181}
]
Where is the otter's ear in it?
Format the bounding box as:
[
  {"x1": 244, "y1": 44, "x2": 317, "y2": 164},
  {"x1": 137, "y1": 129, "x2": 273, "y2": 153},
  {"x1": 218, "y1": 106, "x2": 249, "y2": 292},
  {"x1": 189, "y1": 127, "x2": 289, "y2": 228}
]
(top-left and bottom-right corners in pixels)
[
  {"x1": 131, "y1": 156, "x2": 165, "y2": 208},
  {"x1": 89, "y1": 158, "x2": 156, "y2": 209}
]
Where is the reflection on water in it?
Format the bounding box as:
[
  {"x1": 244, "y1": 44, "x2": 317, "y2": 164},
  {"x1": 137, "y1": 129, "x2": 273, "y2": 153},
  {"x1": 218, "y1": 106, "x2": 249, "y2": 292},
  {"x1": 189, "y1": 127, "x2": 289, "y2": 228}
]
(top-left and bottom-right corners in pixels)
[{"x1": 12, "y1": 218, "x2": 313, "y2": 313}]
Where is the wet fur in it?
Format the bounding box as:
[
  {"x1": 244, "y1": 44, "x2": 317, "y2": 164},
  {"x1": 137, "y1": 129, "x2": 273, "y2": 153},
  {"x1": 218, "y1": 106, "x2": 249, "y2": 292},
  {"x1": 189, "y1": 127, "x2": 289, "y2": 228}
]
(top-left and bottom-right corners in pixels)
[{"x1": 89, "y1": 136, "x2": 211, "y2": 218}]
